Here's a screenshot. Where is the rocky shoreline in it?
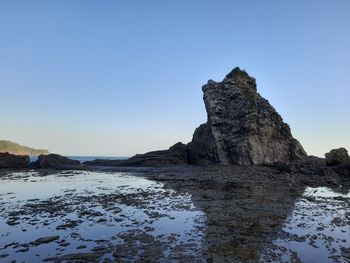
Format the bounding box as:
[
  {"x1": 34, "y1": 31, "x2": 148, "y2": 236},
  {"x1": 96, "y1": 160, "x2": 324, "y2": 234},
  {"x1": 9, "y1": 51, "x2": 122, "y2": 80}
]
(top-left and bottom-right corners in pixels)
[
  {"x1": 0, "y1": 163, "x2": 349, "y2": 262},
  {"x1": 1, "y1": 67, "x2": 349, "y2": 261}
]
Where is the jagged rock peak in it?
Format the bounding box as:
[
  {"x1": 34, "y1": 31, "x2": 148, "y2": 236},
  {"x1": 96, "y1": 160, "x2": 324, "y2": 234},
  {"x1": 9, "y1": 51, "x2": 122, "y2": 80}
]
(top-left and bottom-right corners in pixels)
[
  {"x1": 92, "y1": 67, "x2": 308, "y2": 167},
  {"x1": 224, "y1": 67, "x2": 257, "y2": 91},
  {"x1": 189, "y1": 67, "x2": 307, "y2": 165}
]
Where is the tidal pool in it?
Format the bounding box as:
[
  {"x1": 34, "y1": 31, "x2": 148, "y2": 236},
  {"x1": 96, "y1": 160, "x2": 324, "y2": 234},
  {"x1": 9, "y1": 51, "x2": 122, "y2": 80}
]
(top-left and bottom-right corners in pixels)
[
  {"x1": 0, "y1": 171, "x2": 206, "y2": 262},
  {"x1": 261, "y1": 186, "x2": 350, "y2": 263}
]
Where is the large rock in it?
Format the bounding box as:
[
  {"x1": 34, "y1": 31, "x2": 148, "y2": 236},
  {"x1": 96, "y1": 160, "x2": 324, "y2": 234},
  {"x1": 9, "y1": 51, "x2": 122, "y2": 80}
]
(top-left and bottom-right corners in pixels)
[
  {"x1": 34, "y1": 154, "x2": 80, "y2": 169},
  {"x1": 325, "y1": 148, "x2": 350, "y2": 166},
  {"x1": 188, "y1": 67, "x2": 307, "y2": 165},
  {"x1": 87, "y1": 67, "x2": 307, "y2": 167},
  {"x1": 0, "y1": 152, "x2": 30, "y2": 168}
]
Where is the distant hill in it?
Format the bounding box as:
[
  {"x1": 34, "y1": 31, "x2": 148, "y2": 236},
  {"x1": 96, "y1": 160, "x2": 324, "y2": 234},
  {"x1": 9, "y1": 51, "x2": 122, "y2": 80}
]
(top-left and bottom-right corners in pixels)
[{"x1": 0, "y1": 140, "x2": 49, "y2": 156}]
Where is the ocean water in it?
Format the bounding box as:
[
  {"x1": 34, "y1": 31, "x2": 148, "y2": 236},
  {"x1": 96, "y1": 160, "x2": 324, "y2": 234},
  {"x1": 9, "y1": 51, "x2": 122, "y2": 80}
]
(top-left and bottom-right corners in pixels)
[{"x1": 29, "y1": 156, "x2": 128, "y2": 163}]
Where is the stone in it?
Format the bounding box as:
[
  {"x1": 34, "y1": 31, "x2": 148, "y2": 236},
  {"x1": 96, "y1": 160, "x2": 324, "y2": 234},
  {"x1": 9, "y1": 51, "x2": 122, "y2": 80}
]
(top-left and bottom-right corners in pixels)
[
  {"x1": 188, "y1": 67, "x2": 307, "y2": 165},
  {"x1": 123, "y1": 142, "x2": 188, "y2": 166},
  {"x1": 325, "y1": 148, "x2": 350, "y2": 166},
  {"x1": 32, "y1": 236, "x2": 59, "y2": 246},
  {"x1": 33, "y1": 154, "x2": 80, "y2": 169},
  {"x1": 0, "y1": 152, "x2": 29, "y2": 168}
]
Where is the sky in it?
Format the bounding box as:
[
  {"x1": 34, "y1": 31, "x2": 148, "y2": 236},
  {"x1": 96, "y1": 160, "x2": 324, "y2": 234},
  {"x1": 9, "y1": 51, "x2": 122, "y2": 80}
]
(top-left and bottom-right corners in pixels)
[{"x1": 0, "y1": 0, "x2": 349, "y2": 157}]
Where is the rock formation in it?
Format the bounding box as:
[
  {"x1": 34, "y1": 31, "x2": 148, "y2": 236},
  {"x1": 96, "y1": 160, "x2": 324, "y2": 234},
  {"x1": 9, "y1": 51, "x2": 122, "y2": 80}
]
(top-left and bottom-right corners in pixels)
[
  {"x1": 323, "y1": 148, "x2": 350, "y2": 177},
  {"x1": 0, "y1": 152, "x2": 30, "y2": 168},
  {"x1": 33, "y1": 154, "x2": 80, "y2": 169},
  {"x1": 325, "y1": 148, "x2": 350, "y2": 166},
  {"x1": 86, "y1": 67, "x2": 307, "y2": 167},
  {"x1": 188, "y1": 67, "x2": 307, "y2": 165},
  {"x1": 85, "y1": 142, "x2": 188, "y2": 166}
]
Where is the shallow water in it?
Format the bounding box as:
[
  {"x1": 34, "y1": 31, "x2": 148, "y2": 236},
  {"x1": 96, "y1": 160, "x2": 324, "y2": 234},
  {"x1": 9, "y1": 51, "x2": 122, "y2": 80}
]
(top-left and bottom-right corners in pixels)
[
  {"x1": 1, "y1": 171, "x2": 349, "y2": 262},
  {"x1": 0, "y1": 171, "x2": 206, "y2": 261},
  {"x1": 261, "y1": 186, "x2": 350, "y2": 263}
]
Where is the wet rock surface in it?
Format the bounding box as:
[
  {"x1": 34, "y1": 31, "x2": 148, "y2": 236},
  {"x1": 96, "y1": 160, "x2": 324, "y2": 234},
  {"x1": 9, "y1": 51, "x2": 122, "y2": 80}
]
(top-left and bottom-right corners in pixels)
[
  {"x1": 33, "y1": 154, "x2": 81, "y2": 169},
  {"x1": 0, "y1": 152, "x2": 29, "y2": 169}
]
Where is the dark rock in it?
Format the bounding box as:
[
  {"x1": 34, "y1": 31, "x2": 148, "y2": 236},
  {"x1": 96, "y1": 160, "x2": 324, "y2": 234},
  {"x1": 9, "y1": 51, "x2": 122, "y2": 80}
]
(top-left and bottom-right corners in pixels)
[
  {"x1": 44, "y1": 252, "x2": 106, "y2": 262},
  {"x1": 33, "y1": 154, "x2": 80, "y2": 169},
  {"x1": 83, "y1": 158, "x2": 123, "y2": 166},
  {"x1": 187, "y1": 123, "x2": 220, "y2": 165},
  {"x1": 122, "y1": 142, "x2": 188, "y2": 166},
  {"x1": 77, "y1": 245, "x2": 87, "y2": 249},
  {"x1": 335, "y1": 163, "x2": 350, "y2": 177},
  {"x1": 292, "y1": 156, "x2": 327, "y2": 176},
  {"x1": 341, "y1": 247, "x2": 350, "y2": 260},
  {"x1": 273, "y1": 162, "x2": 292, "y2": 173},
  {"x1": 85, "y1": 142, "x2": 188, "y2": 166},
  {"x1": 31, "y1": 236, "x2": 59, "y2": 246},
  {"x1": 188, "y1": 67, "x2": 307, "y2": 165},
  {"x1": 0, "y1": 152, "x2": 29, "y2": 168},
  {"x1": 86, "y1": 67, "x2": 307, "y2": 167},
  {"x1": 325, "y1": 148, "x2": 350, "y2": 166}
]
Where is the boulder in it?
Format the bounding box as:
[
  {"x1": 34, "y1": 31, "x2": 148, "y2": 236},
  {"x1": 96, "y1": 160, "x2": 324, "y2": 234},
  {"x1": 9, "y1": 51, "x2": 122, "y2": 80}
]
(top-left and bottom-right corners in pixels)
[
  {"x1": 188, "y1": 67, "x2": 307, "y2": 165},
  {"x1": 325, "y1": 148, "x2": 350, "y2": 166},
  {"x1": 0, "y1": 152, "x2": 30, "y2": 168},
  {"x1": 34, "y1": 154, "x2": 80, "y2": 169}
]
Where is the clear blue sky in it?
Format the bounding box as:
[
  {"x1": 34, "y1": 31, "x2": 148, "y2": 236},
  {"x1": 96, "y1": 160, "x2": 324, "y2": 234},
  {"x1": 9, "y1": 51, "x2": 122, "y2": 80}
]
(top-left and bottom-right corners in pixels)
[{"x1": 1, "y1": 0, "x2": 349, "y2": 157}]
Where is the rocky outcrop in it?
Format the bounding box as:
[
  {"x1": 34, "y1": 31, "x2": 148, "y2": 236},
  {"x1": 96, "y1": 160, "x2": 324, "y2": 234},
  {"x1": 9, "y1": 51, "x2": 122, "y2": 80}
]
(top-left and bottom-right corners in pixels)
[
  {"x1": 86, "y1": 67, "x2": 307, "y2": 167},
  {"x1": 33, "y1": 154, "x2": 80, "y2": 169},
  {"x1": 325, "y1": 148, "x2": 350, "y2": 166},
  {"x1": 324, "y1": 148, "x2": 350, "y2": 177},
  {"x1": 188, "y1": 67, "x2": 307, "y2": 165},
  {"x1": 119, "y1": 142, "x2": 188, "y2": 166},
  {"x1": 0, "y1": 152, "x2": 30, "y2": 168},
  {"x1": 85, "y1": 142, "x2": 188, "y2": 167}
]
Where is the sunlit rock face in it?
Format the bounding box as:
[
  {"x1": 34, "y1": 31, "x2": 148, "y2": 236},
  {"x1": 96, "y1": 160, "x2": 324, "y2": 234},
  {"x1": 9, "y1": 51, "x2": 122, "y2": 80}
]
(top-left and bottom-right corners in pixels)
[{"x1": 188, "y1": 67, "x2": 307, "y2": 165}]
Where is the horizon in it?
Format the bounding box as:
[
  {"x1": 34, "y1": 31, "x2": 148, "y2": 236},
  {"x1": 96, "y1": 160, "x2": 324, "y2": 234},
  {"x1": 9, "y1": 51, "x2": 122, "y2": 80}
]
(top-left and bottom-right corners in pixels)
[{"x1": 1, "y1": 1, "x2": 349, "y2": 157}]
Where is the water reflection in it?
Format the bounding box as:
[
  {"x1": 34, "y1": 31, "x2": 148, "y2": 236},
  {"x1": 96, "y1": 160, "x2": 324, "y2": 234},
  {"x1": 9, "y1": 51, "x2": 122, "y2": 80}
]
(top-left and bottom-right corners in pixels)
[
  {"x1": 154, "y1": 166, "x2": 350, "y2": 262},
  {"x1": 262, "y1": 187, "x2": 350, "y2": 263},
  {"x1": 0, "y1": 171, "x2": 205, "y2": 262},
  {"x1": 1, "y1": 168, "x2": 349, "y2": 262}
]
